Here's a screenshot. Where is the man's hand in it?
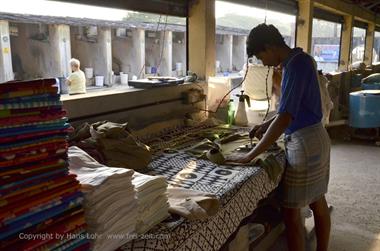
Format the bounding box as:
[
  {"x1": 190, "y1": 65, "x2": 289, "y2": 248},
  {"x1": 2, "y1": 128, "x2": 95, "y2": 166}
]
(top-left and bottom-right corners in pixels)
[
  {"x1": 225, "y1": 153, "x2": 254, "y2": 164},
  {"x1": 249, "y1": 124, "x2": 266, "y2": 139}
]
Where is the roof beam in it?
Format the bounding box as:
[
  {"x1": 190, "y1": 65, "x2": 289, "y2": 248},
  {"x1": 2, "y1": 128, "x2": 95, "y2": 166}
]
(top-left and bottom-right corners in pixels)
[
  {"x1": 366, "y1": 0, "x2": 380, "y2": 9},
  {"x1": 314, "y1": 0, "x2": 376, "y2": 23}
]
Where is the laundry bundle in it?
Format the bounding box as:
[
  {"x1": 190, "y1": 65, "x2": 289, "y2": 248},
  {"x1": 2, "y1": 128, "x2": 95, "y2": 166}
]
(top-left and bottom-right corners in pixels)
[
  {"x1": 132, "y1": 173, "x2": 169, "y2": 234},
  {"x1": 68, "y1": 146, "x2": 138, "y2": 251},
  {"x1": 69, "y1": 121, "x2": 152, "y2": 171},
  {"x1": 0, "y1": 79, "x2": 89, "y2": 251}
]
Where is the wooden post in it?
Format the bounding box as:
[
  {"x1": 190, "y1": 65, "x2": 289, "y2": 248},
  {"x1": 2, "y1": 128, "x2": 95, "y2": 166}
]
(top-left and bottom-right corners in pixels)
[
  {"x1": 339, "y1": 15, "x2": 353, "y2": 71},
  {"x1": 296, "y1": 0, "x2": 314, "y2": 53},
  {"x1": 188, "y1": 0, "x2": 216, "y2": 80},
  {"x1": 364, "y1": 22, "x2": 375, "y2": 65}
]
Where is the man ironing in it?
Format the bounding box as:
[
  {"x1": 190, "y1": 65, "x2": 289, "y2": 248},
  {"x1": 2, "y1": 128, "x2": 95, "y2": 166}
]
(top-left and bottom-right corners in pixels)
[{"x1": 227, "y1": 24, "x2": 331, "y2": 251}]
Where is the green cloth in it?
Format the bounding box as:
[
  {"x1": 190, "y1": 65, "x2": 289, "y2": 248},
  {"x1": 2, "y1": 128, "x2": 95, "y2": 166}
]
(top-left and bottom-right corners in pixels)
[
  {"x1": 252, "y1": 154, "x2": 283, "y2": 182},
  {"x1": 181, "y1": 127, "x2": 283, "y2": 181}
]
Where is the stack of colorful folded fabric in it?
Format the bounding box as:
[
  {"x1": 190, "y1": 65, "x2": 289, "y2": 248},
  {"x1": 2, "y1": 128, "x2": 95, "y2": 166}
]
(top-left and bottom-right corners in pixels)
[
  {"x1": 0, "y1": 79, "x2": 89, "y2": 251},
  {"x1": 68, "y1": 146, "x2": 137, "y2": 251},
  {"x1": 132, "y1": 173, "x2": 169, "y2": 234}
]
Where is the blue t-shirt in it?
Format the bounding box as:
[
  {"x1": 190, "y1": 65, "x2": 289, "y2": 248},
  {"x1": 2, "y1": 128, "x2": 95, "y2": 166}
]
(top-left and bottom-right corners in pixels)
[{"x1": 278, "y1": 48, "x2": 322, "y2": 135}]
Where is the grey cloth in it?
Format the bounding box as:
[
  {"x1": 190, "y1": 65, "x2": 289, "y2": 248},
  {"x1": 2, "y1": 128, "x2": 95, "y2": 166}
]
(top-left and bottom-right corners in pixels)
[
  {"x1": 90, "y1": 121, "x2": 152, "y2": 171},
  {"x1": 281, "y1": 122, "x2": 330, "y2": 208},
  {"x1": 167, "y1": 187, "x2": 220, "y2": 221}
]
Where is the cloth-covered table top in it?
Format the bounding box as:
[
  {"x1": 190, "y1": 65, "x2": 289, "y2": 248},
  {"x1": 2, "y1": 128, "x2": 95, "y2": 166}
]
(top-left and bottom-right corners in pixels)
[{"x1": 119, "y1": 124, "x2": 285, "y2": 251}]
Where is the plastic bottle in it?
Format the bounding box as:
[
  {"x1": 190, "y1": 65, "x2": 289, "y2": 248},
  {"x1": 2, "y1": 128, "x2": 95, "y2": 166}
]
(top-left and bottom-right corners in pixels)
[
  {"x1": 235, "y1": 90, "x2": 251, "y2": 126},
  {"x1": 227, "y1": 99, "x2": 235, "y2": 125}
]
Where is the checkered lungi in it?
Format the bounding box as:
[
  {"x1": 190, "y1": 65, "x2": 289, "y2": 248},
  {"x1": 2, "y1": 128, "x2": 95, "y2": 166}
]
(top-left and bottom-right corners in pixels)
[{"x1": 280, "y1": 122, "x2": 330, "y2": 208}]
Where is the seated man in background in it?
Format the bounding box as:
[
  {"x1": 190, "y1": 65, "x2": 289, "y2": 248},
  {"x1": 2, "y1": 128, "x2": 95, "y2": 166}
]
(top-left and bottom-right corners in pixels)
[{"x1": 66, "y1": 58, "x2": 86, "y2": 95}]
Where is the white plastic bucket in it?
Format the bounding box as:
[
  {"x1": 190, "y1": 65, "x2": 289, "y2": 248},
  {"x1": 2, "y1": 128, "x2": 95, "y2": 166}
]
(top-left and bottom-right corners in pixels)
[
  {"x1": 95, "y1": 76, "x2": 104, "y2": 87},
  {"x1": 146, "y1": 66, "x2": 152, "y2": 74},
  {"x1": 120, "y1": 72, "x2": 128, "y2": 85},
  {"x1": 84, "y1": 68, "x2": 93, "y2": 79},
  {"x1": 175, "y1": 62, "x2": 182, "y2": 71}
]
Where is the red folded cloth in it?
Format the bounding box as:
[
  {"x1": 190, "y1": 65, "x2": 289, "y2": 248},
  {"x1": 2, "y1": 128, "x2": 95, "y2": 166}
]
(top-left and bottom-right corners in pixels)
[
  {"x1": 0, "y1": 158, "x2": 65, "y2": 184},
  {"x1": 0, "y1": 143, "x2": 68, "y2": 168},
  {"x1": 0, "y1": 178, "x2": 80, "y2": 223},
  {"x1": 0, "y1": 206, "x2": 85, "y2": 250},
  {"x1": 0, "y1": 170, "x2": 74, "y2": 207},
  {"x1": 0, "y1": 79, "x2": 58, "y2": 99},
  {"x1": 0, "y1": 110, "x2": 67, "y2": 126},
  {"x1": 0, "y1": 128, "x2": 71, "y2": 144}
]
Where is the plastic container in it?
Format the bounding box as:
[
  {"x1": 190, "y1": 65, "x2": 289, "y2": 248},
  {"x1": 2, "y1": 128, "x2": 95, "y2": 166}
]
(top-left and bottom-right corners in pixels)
[
  {"x1": 57, "y1": 77, "x2": 68, "y2": 94},
  {"x1": 84, "y1": 68, "x2": 93, "y2": 79},
  {"x1": 349, "y1": 90, "x2": 380, "y2": 128},
  {"x1": 176, "y1": 62, "x2": 182, "y2": 71},
  {"x1": 95, "y1": 76, "x2": 104, "y2": 87},
  {"x1": 362, "y1": 83, "x2": 380, "y2": 90},
  {"x1": 227, "y1": 99, "x2": 235, "y2": 125},
  {"x1": 146, "y1": 66, "x2": 152, "y2": 74},
  {"x1": 120, "y1": 72, "x2": 129, "y2": 85}
]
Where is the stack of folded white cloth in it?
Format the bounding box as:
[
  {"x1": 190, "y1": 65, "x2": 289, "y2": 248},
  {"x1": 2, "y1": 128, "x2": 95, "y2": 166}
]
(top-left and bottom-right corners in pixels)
[
  {"x1": 132, "y1": 173, "x2": 169, "y2": 234},
  {"x1": 68, "y1": 146, "x2": 137, "y2": 251}
]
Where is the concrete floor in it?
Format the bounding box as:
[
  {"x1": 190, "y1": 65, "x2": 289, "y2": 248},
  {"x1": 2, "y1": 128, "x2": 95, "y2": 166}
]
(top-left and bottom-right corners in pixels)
[{"x1": 269, "y1": 139, "x2": 380, "y2": 251}]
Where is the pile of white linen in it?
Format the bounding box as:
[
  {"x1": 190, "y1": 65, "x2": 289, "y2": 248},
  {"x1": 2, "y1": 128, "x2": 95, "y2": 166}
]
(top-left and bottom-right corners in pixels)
[
  {"x1": 132, "y1": 172, "x2": 169, "y2": 234},
  {"x1": 68, "y1": 146, "x2": 137, "y2": 251}
]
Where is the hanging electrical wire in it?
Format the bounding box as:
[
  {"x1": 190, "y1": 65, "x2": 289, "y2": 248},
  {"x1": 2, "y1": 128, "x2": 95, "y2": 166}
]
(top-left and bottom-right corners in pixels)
[
  {"x1": 137, "y1": 15, "x2": 164, "y2": 79},
  {"x1": 156, "y1": 15, "x2": 169, "y2": 76}
]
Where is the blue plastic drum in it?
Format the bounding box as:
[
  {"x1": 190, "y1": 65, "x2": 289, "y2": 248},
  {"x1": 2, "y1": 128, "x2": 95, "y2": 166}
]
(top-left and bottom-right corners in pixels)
[{"x1": 349, "y1": 90, "x2": 380, "y2": 128}]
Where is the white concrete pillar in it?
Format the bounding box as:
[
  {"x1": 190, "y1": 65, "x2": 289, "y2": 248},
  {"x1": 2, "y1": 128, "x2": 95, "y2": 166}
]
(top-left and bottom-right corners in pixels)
[
  {"x1": 233, "y1": 35, "x2": 247, "y2": 71},
  {"x1": 0, "y1": 20, "x2": 13, "y2": 82},
  {"x1": 132, "y1": 29, "x2": 145, "y2": 78},
  {"x1": 158, "y1": 30, "x2": 172, "y2": 76},
  {"x1": 49, "y1": 24, "x2": 71, "y2": 77},
  {"x1": 226, "y1": 34, "x2": 233, "y2": 72},
  {"x1": 98, "y1": 27, "x2": 112, "y2": 85}
]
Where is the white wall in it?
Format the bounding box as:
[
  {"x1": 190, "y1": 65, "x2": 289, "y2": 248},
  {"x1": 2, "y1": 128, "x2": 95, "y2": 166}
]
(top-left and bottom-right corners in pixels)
[
  {"x1": 70, "y1": 26, "x2": 112, "y2": 84},
  {"x1": 172, "y1": 32, "x2": 186, "y2": 76},
  {"x1": 111, "y1": 28, "x2": 145, "y2": 78},
  {"x1": 145, "y1": 31, "x2": 161, "y2": 74},
  {"x1": 216, "y1": 34, "x2": 233, "y2": 72},
  {"x1": 10, "y1": 23, "x2": 70, "y2": 79}
]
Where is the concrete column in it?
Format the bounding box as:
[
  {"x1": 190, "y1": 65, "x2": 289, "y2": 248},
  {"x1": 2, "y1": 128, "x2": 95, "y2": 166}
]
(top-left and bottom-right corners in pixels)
[
  {"x1": 232, "y1": 35, "x2": 246, "y2": 71},
  {"x1": 98, "y1": 27, "x2": 112, "y2": 85},
  {"x1": 339, "y1": 15, "x2": 354, "y2": 71},
  {"x1": 158, "y1": 30, "x2": 172, "y2": 76},
  {"x1": 132, "y1": 29, "x2": 145, "y2": 78},
  {"x1": 188, "y1": 0, "x2": 216, "y2": 80},
  {"x1": 296, "y1": 0, "x2": 314, "y2": 53},
  {"x1": 226, "y1": 34, "x2": 233, "y2": 72},
  {"x1": 49, "y1": 24, "x2": 71, "y2": 77},
  {"x1": 0, "y1": 20, "x2": 13, "y2": 82},
  {"x1": 364, "y1": 22, "x2": 375, "y2": 65}
]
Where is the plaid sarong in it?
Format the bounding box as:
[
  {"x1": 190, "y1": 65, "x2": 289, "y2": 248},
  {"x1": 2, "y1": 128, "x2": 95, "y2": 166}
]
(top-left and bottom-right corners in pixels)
[{"x1": 281, "y1": 122, "x2": 330, "y2": 208}]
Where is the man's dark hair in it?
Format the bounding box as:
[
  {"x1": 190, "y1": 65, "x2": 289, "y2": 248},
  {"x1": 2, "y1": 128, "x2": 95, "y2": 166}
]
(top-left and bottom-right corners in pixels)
[{"x1": 246, "y1": 23, "x2": 286, "y2": 57}]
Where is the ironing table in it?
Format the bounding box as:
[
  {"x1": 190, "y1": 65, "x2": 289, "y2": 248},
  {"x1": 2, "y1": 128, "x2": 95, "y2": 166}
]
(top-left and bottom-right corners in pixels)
[{"x1": 119, "y1": 123, "x2": 286, "y2": 251}]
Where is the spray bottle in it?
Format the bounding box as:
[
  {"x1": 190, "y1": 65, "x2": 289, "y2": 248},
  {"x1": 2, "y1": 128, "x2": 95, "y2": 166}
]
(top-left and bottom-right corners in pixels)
[
  {"x1": 227, "y1": 99, "x2": 235, "y2": 125},
  {"x1": 235, "y1": 90, "x2": 251, "y2": 126}
]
